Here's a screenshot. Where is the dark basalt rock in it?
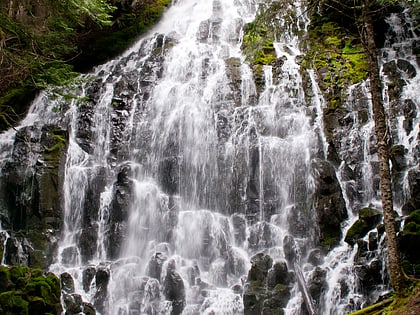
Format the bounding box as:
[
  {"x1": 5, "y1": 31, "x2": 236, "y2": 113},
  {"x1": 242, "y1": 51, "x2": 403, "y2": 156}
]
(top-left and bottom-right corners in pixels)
[
  {"x1": 402, "y1": 169, "x2": 420, "y2": 215},
  {"x1": 163, "y1": 260, "x2": 186, "y2": 315},
  {"x1": 83, "y1": 266, "x2": 97, "y2": 292},
  {"x1": 308, "y1": 267, "x2": 327, "y2": 303},
  {"x1": 108, "y1": 165, "x2": 133, "y2": 259},
  {"x1": 185, "y1": 261, "x2": 200, "y2": 286},
  {"x1": 267, "y1": 261, "x2": 292, "y2": 289},
  {"x1": 307, "y1": 249, "x2": 323, "y2": 266},
  {"x1": 243, "y1": 253, "x2": 292, "y2": 315},
  {"x1": 283, "y1": 235, "x2": 298, "y2": 265},
  {"x1": 61, "y1": 272, "x2": 75, "y2": 294},
  {"x1": 345, "y1": 208, "x2": 383, "y2": 246},
  {"x1": 147, "y1": 252, "x2": 168, "y2": 281},
  {"x1": 0, "y1": 123, "x2": 66, "y2": 269},
  {"x1": 402, "y1": 99, "x2": 417, "y2": 134},
  {"x1": 232, "y1": 213, "x2": 247, "y2": 245},
  {"x1": 63, "y1": 293, "x2": 83, "y2": 314},
  {"x1": 94, "y1": 266, "x2": 110, "y2": 315},
  {"x1": 313, "y1": 160, "x2": 348, "y2": 248},
  {"x1": 248, "y1": 222, "x2": 274, "y2": 251},
  {"x1": 390, "y1": 144, "x2": 407, "y2": 172},
  {"x1": 399, "y1": 209, "x2": 420, "y2": 276}
]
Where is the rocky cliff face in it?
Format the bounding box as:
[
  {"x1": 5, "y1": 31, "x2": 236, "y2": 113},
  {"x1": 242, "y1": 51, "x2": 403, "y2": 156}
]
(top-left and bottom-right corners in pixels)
[{"x1": 0, "y1": 1, "x2": 419, "y2": 315}]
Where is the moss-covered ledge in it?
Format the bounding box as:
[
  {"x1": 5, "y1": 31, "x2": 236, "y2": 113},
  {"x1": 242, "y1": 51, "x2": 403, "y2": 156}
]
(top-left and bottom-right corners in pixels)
[{"x1": 0, "y1": 265, "x2": 62, "y2": 315}]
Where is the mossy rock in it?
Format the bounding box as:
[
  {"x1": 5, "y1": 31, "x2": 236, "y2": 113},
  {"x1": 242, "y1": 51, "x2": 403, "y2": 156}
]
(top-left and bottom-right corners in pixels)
[
  {"x1": 345, "y1": 208, "x2": 382, "y2": 246},
  {"x1": 405, "y1": 209, "x2": 420, "y2": 226},
  {"x1": 0, "y1": 266, "x2": 62, "y2": 315},
  {"x1": 358, "y1": 208, "x2": 382, "y2": 225},
  {"x1": 0, "y1": 291, "x2": 29, "y2": 315},
  {"x1": 345, "y1": 219, "x2": 370, "y2": 246}
]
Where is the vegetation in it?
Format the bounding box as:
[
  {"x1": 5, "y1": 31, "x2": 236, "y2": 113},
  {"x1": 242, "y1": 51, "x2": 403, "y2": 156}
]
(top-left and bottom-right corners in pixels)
[
  {"x1": 348, "y1": 280, "x2": 420, "y2": 314},
  {"x1": 0, "y1": 265, "x2": 62, "y2": 314},
  {"x1": 0, "y1": 0, "x2": 171, "y2": 131},
  {"x1": 241, "y1": 0, "x2": 300, "y2": 91}
]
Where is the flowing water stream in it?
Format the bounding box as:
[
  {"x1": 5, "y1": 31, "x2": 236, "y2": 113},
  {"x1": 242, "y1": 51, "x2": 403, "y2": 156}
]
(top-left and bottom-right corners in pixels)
[{"x1": 1, "y1": 1, "x2": 419, "y2": 314}]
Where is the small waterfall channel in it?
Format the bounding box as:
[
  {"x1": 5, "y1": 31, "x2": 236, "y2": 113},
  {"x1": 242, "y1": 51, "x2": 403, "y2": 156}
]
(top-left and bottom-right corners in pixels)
[{"x1": 0, "y1": 1, "x2": 419, "y2": 315}]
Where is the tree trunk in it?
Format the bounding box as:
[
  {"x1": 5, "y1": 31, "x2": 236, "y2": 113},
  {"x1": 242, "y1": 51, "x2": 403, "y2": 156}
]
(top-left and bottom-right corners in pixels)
[{"x1": 361, "y1": 0, "x2": 407, "y2": 294}]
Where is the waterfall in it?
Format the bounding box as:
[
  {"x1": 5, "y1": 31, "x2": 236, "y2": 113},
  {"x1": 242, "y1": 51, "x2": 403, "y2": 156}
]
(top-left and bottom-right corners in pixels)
[{"x1": 1, "y1": 1, "x2": 419, "y2": 315}]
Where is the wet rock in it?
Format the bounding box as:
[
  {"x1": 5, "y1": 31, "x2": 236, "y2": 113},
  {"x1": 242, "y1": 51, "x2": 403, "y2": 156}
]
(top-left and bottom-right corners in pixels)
[
  {"x1": 60, "y1": 272, "x2": 75, "y2": 294},
  {"x1": 368, "y1": 231, "x2": 379, "y2": 251},
  {"x1": 163, "y1": 260, "x2": 186, "y2": 315},
  {"x1": 307, "y1": 249, "x2": 323, "y2": 266},
  {"x1": 400, "y1": 210, "x2": 420, "y2": 276},
  {"x1": 209, "y1": 259, "x2": 228, "y2": 286},
  {"x1": 267, "y1": 261, "x2": 292, "y2": 289},
  {"x1": 390, "y1": 145, "x2": 407, "y2": 172},
  {"x1": 308, "y1": 267, "x2": 327, "y2": 303},
  {"x1": 225, "y1": 57, "x2": 244, "y2": 107},
  {"x1": 248, "y1": 222, "x2": 274, "y2": 251},
  {"x1": 158, "y1": 156, "x2": 179, "y2": 195},
  {"x1": 82, "y1": 302, "x2": 96, "y2": 315},
  {"x1": 402, "y1": 169, "x2": 420, "y2": 215},
  {"x1": 185, "y1": 261, "x2": 200, "y2": 286},
  {"x1": 283, "y1": 235, "x2": 297, "y2": 265},
  {"x1": 382, "y1": 60, "x2": 407, "y2": 101},
  {"x1": 247, "y1": 253, "x2": 273, "y2": 283},
  {"x1": 147, "y1": 252, "x2": 168, "y2": 281},
  {"x1": 313, "y1": 160, "x2": 348, "y2": 248},
  {"x1": 83, "y1": 266, "x2": 96, "y2": 292},
  {"x1": 355, "y1": 258, "x2": 384, "y2": 292},
  {"x1": 63, "y1": 293, "x2": 83, "y2": 314},
  {"x1": 231, "y1": 213, "x2": 247, "y2": 245},
  {"x1": 94, "y1": 266, "x2": 110, "y2": 315},
  {"x1": 61, "y1": 246, "x2": 79, "y2": 266},
  {"x1": 142, "y1": 278, "x2": 161, "y2": 314},
  {"x1": 243, "y1": 253, "x2": 292, "y2": 315},
  {"x1": 1, "y1": 125, "x2": 66, "y2": 268},
  {"x1": 108, "y1": 165, "x2": 133, "y2": 259},
  {"x1": 345, "y1": 208, "x2": 383, "y2": 246},
  {"x1": 402, "y1": 99, "x2": 417, "y2": 134},
  {"x1": 396, "y1": 59, "x2": 417, "y2": 78}
]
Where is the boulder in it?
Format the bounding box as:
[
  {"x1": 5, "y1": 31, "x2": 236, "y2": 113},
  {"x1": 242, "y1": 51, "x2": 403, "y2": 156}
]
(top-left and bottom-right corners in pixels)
[
  {"x1": 313, "y1": 160, "x2": 348, "y2": 248},
  {"x1": 60, "y1": 272, "x2": 75, "y2": 294},
  {"x1": 147, "y1": 252, "x2": 167, "y2": 281},
  {"x1": 163, "y1": 260, "x2": 186, "y2": 315},
  {"x1": 345, "y1": 208, "x2": 382, "y2": 246},
  {"x1": 243, "y1": 253, "x2": 292, "y2": 315}
]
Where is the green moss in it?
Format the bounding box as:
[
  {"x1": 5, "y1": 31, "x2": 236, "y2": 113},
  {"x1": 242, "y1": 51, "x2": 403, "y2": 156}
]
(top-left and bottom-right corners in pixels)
[
  {"x1": 0, "y1": 266, "x2": 62, "y2": 314},
  {"x1": 404, "y1": 222, "x2": 420, "y2": 235},
  {"x1": 345, "y1": 220, "x2": 369, "y2": 245},
  {"x1": 407, "y1": 209, "x2": 420, "y2": 223},
  {"x1": 0, "y1": 291, "x2": 29, "y2": 314},
  {"x1": 302, "y1": 13, "x2": 369, "y2": 108}
]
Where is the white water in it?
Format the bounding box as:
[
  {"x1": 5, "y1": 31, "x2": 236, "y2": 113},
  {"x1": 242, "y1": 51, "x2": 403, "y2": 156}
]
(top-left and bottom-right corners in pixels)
[{"x1": 1, "y1": 1, "x2": 419, "y2": 315}]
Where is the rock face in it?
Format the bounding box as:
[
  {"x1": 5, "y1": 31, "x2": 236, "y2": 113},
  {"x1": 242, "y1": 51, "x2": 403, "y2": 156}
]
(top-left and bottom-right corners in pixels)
[
  {"x1": 0, "y1": 124, "x2": 67, "y2": 269},
  {"x1": 313, "y1": 160, "x2": 348, "y2": 248}
]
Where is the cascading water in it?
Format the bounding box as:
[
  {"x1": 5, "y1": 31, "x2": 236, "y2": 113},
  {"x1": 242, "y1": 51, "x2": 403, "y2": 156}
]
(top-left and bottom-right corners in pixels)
[
  {"x1": 48, "y1": 0, "x2": 324, "y2": 313},
  {"x1": 1, "y1": 0, "x2": 420, "y2": 315}
]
